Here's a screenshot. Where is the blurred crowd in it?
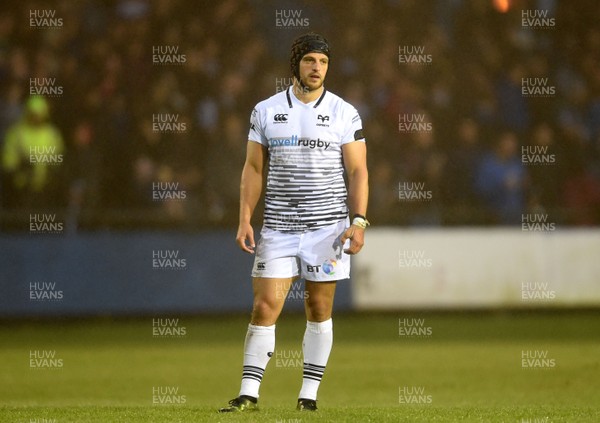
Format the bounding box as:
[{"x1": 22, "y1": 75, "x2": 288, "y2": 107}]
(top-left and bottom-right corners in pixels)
[{"x1": 1, "y1": 0, "x2": 600, "y2": 229}]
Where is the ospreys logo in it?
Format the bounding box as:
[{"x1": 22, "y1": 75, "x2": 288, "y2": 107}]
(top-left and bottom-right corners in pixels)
[
  {"x1": 273, "y1": 113, "x2": 288, "y2": 123},
  {"x1": 316, "y1": 114, "x2": 330, "y2": 127}
]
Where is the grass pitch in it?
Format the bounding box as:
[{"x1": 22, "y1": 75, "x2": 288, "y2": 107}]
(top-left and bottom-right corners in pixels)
[{"x1": 1, "y1": 311, "x2": 599, "y2": 422}]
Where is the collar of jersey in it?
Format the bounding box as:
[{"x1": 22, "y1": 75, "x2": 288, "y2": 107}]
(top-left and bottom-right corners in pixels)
[{"x1": 286, "y1": 86, "x2": 327, "y2": 109}]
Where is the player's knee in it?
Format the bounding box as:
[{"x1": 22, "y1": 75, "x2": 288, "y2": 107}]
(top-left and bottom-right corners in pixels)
[
  {"x1": 306, "y1": 296, "x2": 332, "y2": 321},
  {"x1": 252, "y1": 298, "x2": 278, "y2": 321}
]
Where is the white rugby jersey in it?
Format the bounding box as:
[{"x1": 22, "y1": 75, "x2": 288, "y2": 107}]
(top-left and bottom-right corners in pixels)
[{"x1": 248, "y1": 87, "x2": 365, "y2": 233}]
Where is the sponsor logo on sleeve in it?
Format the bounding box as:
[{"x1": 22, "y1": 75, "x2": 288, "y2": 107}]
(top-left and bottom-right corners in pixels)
[{"x1": 354, "y1": 129, "x2": 364, "y2": 140}]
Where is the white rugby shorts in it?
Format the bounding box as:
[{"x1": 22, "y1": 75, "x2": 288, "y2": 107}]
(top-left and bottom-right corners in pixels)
[{"x1": 251, "y1": 218, "x2": 351, "y2": 282}]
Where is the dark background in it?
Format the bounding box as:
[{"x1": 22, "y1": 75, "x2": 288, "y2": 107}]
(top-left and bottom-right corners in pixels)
[{"x1": 2, "y1": 0, "x2": 599, "y2": 231}]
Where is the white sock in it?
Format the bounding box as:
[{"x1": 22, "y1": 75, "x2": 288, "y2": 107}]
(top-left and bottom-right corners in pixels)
[
  {"x1": 238, "y1": 323, "x2": 275, "y2": 399},
  {"x1": 298, "y1": 318, "x2": 333, "y2": 401}
]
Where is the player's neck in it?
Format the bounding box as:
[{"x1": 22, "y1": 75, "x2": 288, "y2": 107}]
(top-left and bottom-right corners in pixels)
[{"x1": 292, "y1": 82, "x2": 324, "y2": 104}]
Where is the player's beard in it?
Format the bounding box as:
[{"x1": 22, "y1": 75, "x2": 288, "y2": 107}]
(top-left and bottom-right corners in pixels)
[{"x1": 299, "y1": 75, "x2": 324, "y2": 93}]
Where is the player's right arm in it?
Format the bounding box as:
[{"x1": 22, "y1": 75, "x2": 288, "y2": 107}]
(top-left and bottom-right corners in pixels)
[{"x1": 236, "y1": 141, "x2": 267, "y2": 253}]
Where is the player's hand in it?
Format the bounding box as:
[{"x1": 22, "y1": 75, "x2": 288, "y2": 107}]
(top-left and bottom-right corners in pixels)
[
  {"x1": 236, "y1": 222, "x2": 256, "y2": 253},
  {"x1": 341, "y1": 225, "x2": 365, "y2": 255}
]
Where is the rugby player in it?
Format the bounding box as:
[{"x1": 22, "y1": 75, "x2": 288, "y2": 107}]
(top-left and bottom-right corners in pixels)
[{"x1": 219, "y1": 32, "x2": 369, "y2": 413}]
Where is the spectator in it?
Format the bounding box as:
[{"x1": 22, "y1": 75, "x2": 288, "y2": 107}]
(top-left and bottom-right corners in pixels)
[
  {"x1": 476, "y1": 131, "x2": 526, "y2": 224},
  {"x1": 0, "y1": 0, "x2": 599, "y2": 227},
  {"x1": 442, "y1": 118, "x2": 484, "y2": 224},
  {"x1": 2, "y1": 96, "x2": 64, "y2": 208}
]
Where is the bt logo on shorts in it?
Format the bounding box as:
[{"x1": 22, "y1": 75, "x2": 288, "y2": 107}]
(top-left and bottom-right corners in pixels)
[
  {"x1": 306, "y1": 259, "x2": 337, "y2": 275},
  {"x1": 306, "y1": 264, "x2": 321, "y2": 273},
  {"x1": 322, "y1": 259, "x2": 337, "y2": 275}
]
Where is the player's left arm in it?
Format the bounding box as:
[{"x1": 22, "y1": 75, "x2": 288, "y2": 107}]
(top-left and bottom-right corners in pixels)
[{"x1": 341, "y1": 140, "x2": 368, "y2": 255}]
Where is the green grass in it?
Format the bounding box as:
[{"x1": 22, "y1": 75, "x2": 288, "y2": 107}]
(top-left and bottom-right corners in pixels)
[{"x1": 1, "y1": 311, "x2": 599, "y2": 422}]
